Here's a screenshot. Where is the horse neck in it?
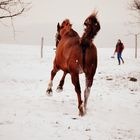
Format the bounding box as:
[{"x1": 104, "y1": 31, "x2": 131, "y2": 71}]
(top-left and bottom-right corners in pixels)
[
  {"x1": 60, "y1": 27, "x2": 72, "y2": 38},
  {"x1": 62, "y1": 29, "x2": 79, "y2": 39}
]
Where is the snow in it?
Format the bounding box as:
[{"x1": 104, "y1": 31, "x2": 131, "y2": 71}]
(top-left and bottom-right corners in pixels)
[{"x1": 0, "y1": 44, "x2": 140, "y2": 140}]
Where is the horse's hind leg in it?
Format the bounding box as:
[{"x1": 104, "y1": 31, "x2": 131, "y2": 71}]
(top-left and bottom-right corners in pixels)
[
  {"x1": 84, "y1": 73, "x2": 94, "y2": 111},
  {"x1": 56, "y1": 72, "x2": 67, "y2": 92},
  {"x1": 46, "y1": 66, "x2": 59, "y2": 95},
  {"x1": 71, "y1": 73, "x2": 84, "y2": 116},
  {"x1": 84, "y1": 86, "x2": 91, "y2": 111}
]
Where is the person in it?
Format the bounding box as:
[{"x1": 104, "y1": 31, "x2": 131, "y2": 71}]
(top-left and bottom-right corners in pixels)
[{"x1": 114, "y1": 39, "x2": 124, "y2": 65}]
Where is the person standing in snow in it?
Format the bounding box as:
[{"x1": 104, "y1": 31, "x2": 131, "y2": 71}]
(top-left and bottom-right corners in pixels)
[{"x1": 114, "y1": 39, "x2": 124, "y2": 65}]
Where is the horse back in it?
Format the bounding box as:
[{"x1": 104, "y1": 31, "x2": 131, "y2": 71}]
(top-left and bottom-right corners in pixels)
[{"x1": 55, "y1": 30, "x2": 81, "y2": 72}]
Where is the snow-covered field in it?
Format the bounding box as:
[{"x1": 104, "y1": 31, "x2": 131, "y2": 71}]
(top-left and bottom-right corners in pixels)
[{"x1": 0, "y1": 44, "x2": 140, "y2": 140}]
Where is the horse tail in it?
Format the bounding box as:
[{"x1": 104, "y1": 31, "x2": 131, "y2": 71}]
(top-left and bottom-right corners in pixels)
[
  {"x1": 80, "y1": 11, "x2": 100, "y2": 68},
  {"x1": 80, "y1": 38, "x2": 90, "y2": 68}
]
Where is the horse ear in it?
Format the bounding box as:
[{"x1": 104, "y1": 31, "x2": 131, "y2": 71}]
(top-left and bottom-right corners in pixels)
[{"x1": 57, "y1": 23, "x2": 60, "y2": 31}]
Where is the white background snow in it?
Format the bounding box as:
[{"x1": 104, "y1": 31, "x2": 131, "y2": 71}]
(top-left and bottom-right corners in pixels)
[{"x1": 0, "y1": 44, "x2": 140, "y2": 140}]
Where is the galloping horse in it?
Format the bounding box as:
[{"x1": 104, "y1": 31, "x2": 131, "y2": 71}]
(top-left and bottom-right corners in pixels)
[
  {"x1": 55, "y1": 19, "x2": 72, "y2": 91},
  {"x1": 46, "y1": 12, "x2": 100, "y2": 116}
]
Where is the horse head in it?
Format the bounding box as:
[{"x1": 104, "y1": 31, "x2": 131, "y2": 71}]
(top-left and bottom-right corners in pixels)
[{"x1": 56, "y1": 19, "x2": 72, "y2": 42}]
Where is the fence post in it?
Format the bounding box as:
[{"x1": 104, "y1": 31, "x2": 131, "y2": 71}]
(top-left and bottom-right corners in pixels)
[
  {"x1": 135, "y1": 34, "x2": 137, "y2": 59},
  {"x1": 41, "y1": 37, "x2": 44, "y2": 58}
]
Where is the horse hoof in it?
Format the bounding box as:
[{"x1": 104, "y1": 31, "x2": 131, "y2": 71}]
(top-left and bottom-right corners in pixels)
[
  {"x1": 56, "y1": 86, "x2": 63, "y2": 93},
  {"x1": 79, "y1": 110, "x2": 85, "y2": 116},
  {"x1": 78, "y1": 103, "x2": 86, "y2": 116},
  {"x1": 46, "y1": 89, "x2": 53, "y2": 96}
]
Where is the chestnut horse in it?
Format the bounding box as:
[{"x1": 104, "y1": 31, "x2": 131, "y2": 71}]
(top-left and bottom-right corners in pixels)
[
  {"x1": 46, "y1": 12, "x2": 100, "y2": 116},
  {"x1": 55, "y1": 19, "x2": 72, "y2": 91}
]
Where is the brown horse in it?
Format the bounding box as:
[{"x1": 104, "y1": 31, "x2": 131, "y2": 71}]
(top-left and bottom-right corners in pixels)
[
  {"x1": 55, "y1": 19, "x2": 72, "y2": 91},
  {"x1": 46, "y1": 12, "x2": 100, "y2": 116}
]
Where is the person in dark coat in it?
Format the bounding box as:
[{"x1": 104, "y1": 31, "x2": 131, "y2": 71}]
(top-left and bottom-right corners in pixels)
[{"x1": 114, "y1": 39, "x2": 124, "y2": 65}]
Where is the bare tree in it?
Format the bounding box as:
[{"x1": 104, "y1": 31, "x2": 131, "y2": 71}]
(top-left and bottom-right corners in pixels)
[
  {"x1": 131, "y1": 0, "x2": 140, "y2": 11},
  {"x1": 130, "y1": 0, "x2": 140, "y2": 20},
  {"x1": 0, "y1": 0, "x2": 31, "y2": 38},
  {"x1": 0, "y1": 0, "x2": 30, "y2": 19}
]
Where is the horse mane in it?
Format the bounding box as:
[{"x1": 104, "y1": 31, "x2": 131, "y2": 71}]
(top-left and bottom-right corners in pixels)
[
  {"x1": 56, "y1": 19, "x2": 79, "y2": 47},
  {"x1": 55, "y1": 23, "x2": 61, "y2": 47},
  {"x1": 80, "y1": 11, "x2": 100, "y2": 67}
]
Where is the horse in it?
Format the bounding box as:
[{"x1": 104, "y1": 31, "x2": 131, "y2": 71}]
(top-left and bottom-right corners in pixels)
[
  {"x1": 55, "y1": 19, "x2": 72, "y2": 91},
  {"x1": 46, "y1": 12, "x2": 100, "y2": 116}
]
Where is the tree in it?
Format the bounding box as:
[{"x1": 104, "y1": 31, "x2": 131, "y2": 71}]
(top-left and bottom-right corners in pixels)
[
  {"x1": 0, "y1": 0, "x2": 31, "y2": 37},
  {"x1": 130, "y1": 0, "x2": 140, "y2": 20},
  {"x1": 131, "y1": 0, "x2": 140, "y2": 11},
  {"x1": 0, "y1": 0, "x2": 30, "y2": 19}
]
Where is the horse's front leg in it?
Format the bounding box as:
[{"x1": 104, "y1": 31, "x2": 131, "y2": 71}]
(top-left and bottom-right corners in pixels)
[
  {"x1": 56, "y1": 72, "x2": 67, "y2": 92},
  {"x1": 46, "y1": 66, "x2": 59, "y2": 95}
]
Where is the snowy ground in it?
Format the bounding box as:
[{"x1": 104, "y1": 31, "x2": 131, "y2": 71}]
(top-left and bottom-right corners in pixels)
[{"x1": 0, "y1": 44, "x2": 140, "y2": 140}]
